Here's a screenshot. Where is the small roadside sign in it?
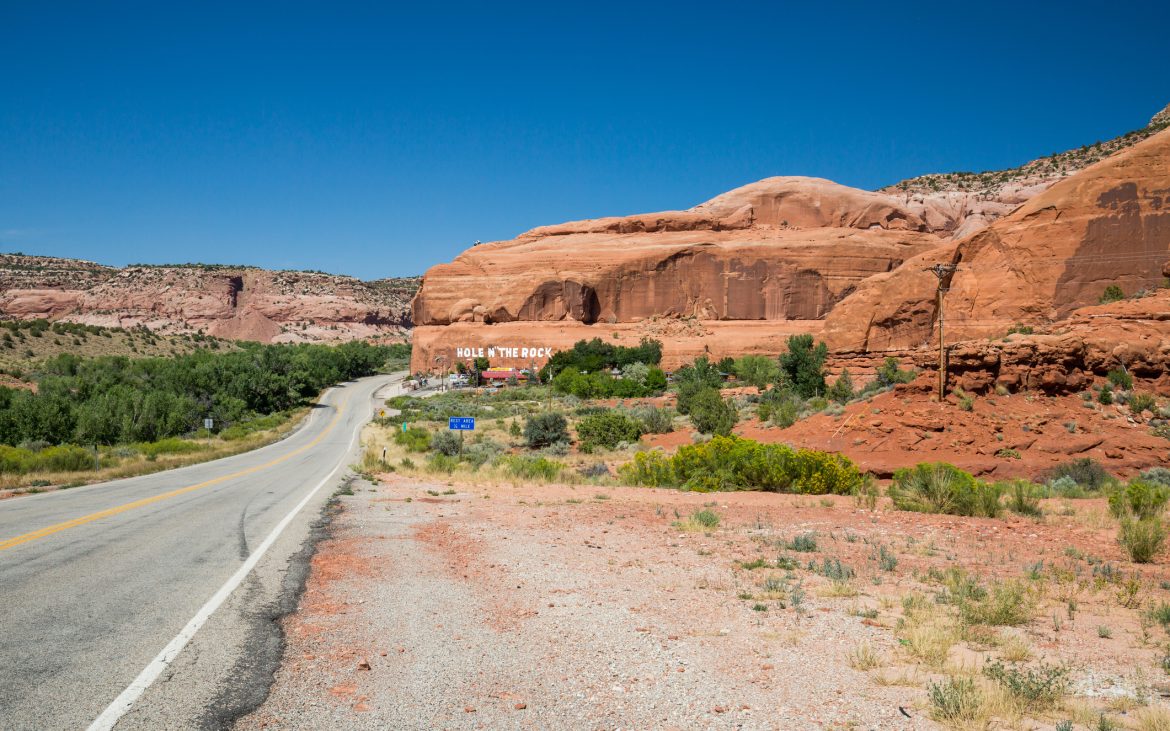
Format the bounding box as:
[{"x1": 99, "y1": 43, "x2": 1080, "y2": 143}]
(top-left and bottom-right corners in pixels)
[
  {"x1": 448, "y1": 417, "x2": 475, "y2": 431},
  {"x1": 379, "y1": 409, "x2": 385, "y2": 418},
  {"x1": 203, "y1": 418, "x2": 214, "y2": 430}
]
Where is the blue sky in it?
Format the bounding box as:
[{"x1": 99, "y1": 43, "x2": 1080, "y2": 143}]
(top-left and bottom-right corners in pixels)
[{"x1": 2, "y1": 1, "x2": 1167, "y2": 279}]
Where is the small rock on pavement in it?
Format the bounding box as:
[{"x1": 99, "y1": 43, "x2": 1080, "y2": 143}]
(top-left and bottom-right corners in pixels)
[
  {"x1": 357, "y1": 658, "x2": 371, "y2": 671},
  {"x1": 514, "y1": 703, "x2": 527, "y2": 710}
]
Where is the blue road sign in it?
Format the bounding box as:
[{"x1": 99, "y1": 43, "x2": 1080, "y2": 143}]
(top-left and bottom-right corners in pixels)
[{"x1": 448, "y1": 417, "x2": 475, "y2": 431}]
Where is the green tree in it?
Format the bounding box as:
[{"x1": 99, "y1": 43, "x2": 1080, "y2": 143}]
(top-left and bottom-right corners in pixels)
[
  {"x1": 733, "y1": 355, "x2": 780, "y2": 390},
  {"x1": 621, "y1": 361, "x2": 650, "y2": 386},
  {"x1": 778, "y1": 335, "x2": 828, "y2": 399},
  {"x1": 828, "y1": 369, "x2": 855, "y2": 403},
  {"x1": 688, "y1": 388, "x2": 738, "y2": 436}
]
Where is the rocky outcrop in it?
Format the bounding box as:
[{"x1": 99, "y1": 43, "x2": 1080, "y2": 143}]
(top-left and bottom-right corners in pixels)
[
  {"x1": 412, "y1": 177, "x2": 945, "y2": 334},
  {"x1": 413, "y1": 115, "x2": 1170, "y2": 374},
  {"x1": 0, "y1": 255, "x2": 420, "y2": 343},
  {"x1": 880, "y1": 102, "x2": 1170, "y2": 238},
  {"x1": 825, "y1": 127, "x2": 1170, "y2": 352}
]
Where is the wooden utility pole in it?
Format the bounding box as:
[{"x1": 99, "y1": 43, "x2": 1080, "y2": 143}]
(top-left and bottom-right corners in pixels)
[{"x1": 927, "y1": 263, "x2": 957, "y2": 402}]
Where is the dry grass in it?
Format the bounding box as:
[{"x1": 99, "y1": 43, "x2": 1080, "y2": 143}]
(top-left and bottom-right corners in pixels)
[
  {"x1": 1132, "y1": 707, "x2": 1170, "y2": 731},
  {"x1": 819, "y1": 580, "x2": 859, "y2": 598},
  {"x1": 1069, "y1": 506, "x2": 1113, "y2": 531},
  {"x1": 872, "y1": 668, "x2": 923, "y2": 687},
  {"x1": 847, "y1": 641, "x2": 885, "y2": 671},
  {"x1": 998, "y1": 633, "x2": 1033, "y2": 662},
  {"x1": 901, "y1": 622, "x2": 958, "y2": 668}
]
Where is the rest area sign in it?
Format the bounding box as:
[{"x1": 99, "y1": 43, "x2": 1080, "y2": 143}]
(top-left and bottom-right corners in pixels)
[{"x1": 448, "y1": 417, "x2": 475, "y2": 431}]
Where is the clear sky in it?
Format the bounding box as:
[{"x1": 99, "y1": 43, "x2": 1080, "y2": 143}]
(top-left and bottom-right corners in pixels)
[{"x1": 2, "y1": 1, "x2": 1167, "y2": 279}]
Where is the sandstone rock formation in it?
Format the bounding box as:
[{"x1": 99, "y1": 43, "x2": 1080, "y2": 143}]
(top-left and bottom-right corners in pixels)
[
  {"x1": 412, "y1": 177, "x2": 945, "y2": 334},
  {"x1": 880, "y1": 102, "x2": 1170, "y2": 238},
  {"x1": 0, "y1": 254, "x2": 419, "y2": 343},
  {"x1": 413, "y1": 102, "x2": 1170, "y2": 384},
  {"x1": 825, "y1": 127, "x2": 1170, "y2": 352}
]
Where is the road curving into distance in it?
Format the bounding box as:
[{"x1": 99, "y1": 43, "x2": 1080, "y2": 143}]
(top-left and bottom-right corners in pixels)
[{"x1": 0, "y1": 373, "x2": 400, "y2": 730}]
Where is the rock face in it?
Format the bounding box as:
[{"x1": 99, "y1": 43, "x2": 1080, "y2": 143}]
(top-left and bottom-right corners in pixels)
[
  {"x1": 825, "y1": 127, "x2": 1170, "y2": 352},
  {"x1": 413, "y1": 113, "x2": 1170, "y2": 374},
  {"x1": 412, "y1": 177, "x2": 944, "y2": 332},
  {"x1": 880, "y1": 102, "x2": 1170, "y2": 238},
  {"x1": 0, "y1": 255, "x2": 419, "y2": 343}
]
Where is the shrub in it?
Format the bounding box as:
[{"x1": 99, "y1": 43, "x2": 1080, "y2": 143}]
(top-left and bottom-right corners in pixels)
[
  {"x1": 1045, "y1": 457, "x2": 1112, "y2": 492},
  {"x1": 426, "y1": 452, "x2": 459, "y2": 474},
  {"x1": 0, "y1": 444, "x2": 96, "y2": 474},
  {"x1": 983, "y1": 660, "x2": 1070, "y2": 709},
  {"x1": 689, "y1": 508, "x2": 720, "y2": 529},
  {"x1": 1131, "y1": 392, "x2": 1157, "y2": 415},
  {"x1": 619, "y1": 450, "x2": 676, "y2": 486},
  {"x1": 959, "y1": 579, "x2": 1033, "y2": 626},
  {"x1": 463, "y1": 439, "x2": 504, "y2": 468},
  {"x1": 578, "y1": 462, "x2": 610, "y2": 478},
  {"x1": 1099, "y1": 382, "x2": 1115, "y2": 404},
  {"x1": 1119, "y1": 517, "x2": 1166, "y2": 563},
  {"x1": 136, "y1": 437, "x2": 202, "y2": 458},
  {"x1": 1003, "y1": 480, "x2": 1043, "y2": 517},
  {"x1": 888, "y1": 463, "x2": 1002, "y2": 517},
  {"x1": 617, "y1": 436, "x2": 862, "y2": 495},
  {"x1": 394, "y1": 426, "x2": 431, "y2": 453},
  {"x1": 827, "y1": 369, "x2": 855, "y2": 403},
  {"x1": 1107, "y1": 368, "x2": 1133, "y2": 390},
  {"x1": 498, "y1": 455, "x2": 564, "y2": 481},
  {"x1": 953, "y1": 388, "x2": 974, "y2": 411},
  {"x1": 927, "y1": 677, "x2": 982, "y2": 723},
  {"x1": 787, "y1": 532, "x2": 818, "y2": 552},
  {"x1": 1100, "y1": 285, "x2": 1125, "y2": 304},
  {"x1": 732, "y1": 355, "x2": 780, "y2": 389},
  {"x1": 1108, "y1": 479, "x2": 1170, "y2": 519},
  {"x1": 429, "y1": 430, "x2": 463, "y2": 457},
  {"x1": 552, "y1": 366, "x2": 662, "y2": 399},
  {"x1": 524, "y1": 413, "x2": 568, "y2": 448},
  {"x1": 757, "y1": 387, "x2": 800, "y2": 427},
  {"x1": 687, "y1": 388, "x2": 738, "y2": 436},
  {"x1": 818, "y1": 557, "x2": 854, "y2": 581},
  {"x1": 875, "y1": 357, "x2": 916, "y2": 387},
  {"x1": 631, "y1": 405, "x2": 674, "y2": 434},
  {"x1": 1141, "y1": 467, "x2": 1170, "y2": 487},
  {"x1": 778, "y1": 334, "x2": 828, "y2": 398},
  {"x1": 576, "y1": 411, "x2": 644, "y2": 451},
  {"x1": 539, "y1": 440, "x2": 570, "y2": 457},
  {"x1": 620, "y1": 361, "x2": 650, "y2": 387}
]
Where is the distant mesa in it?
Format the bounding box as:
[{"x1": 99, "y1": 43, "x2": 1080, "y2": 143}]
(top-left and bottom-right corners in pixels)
[{"x1": 0, "y1": 254, "x2": 419, "y2": 343}]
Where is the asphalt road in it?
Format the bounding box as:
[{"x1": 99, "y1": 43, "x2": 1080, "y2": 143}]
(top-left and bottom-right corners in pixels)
[{"x1": 0, "y1": 373, "x2": 399, "y2": 730}]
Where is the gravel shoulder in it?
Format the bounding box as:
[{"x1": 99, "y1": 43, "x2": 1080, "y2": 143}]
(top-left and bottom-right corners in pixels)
[{"x1": 236, "y1": 475, "x2": 1170, "y2": 731}]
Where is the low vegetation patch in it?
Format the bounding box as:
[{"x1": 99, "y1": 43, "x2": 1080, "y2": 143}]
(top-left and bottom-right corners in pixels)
[
  {"x1": 888, "y1": 462, "x2": 1003, "y2": 518},
  {"x1": 618, "y1": 435, "x2": 863, "y2": 494},
  {"x1": 575, "y1": 411, "x2": 644, "y2": 452}
]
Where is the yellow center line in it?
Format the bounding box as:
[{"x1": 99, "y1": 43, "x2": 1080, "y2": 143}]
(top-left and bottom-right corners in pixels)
[{"x1": 0, "y1": 391, "x2": 352, "y2": 553}]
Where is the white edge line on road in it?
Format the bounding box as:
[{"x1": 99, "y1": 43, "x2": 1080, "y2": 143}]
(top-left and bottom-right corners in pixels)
[{"x1": 85, "y1": 384, "x2": 375, "y2": 731}]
